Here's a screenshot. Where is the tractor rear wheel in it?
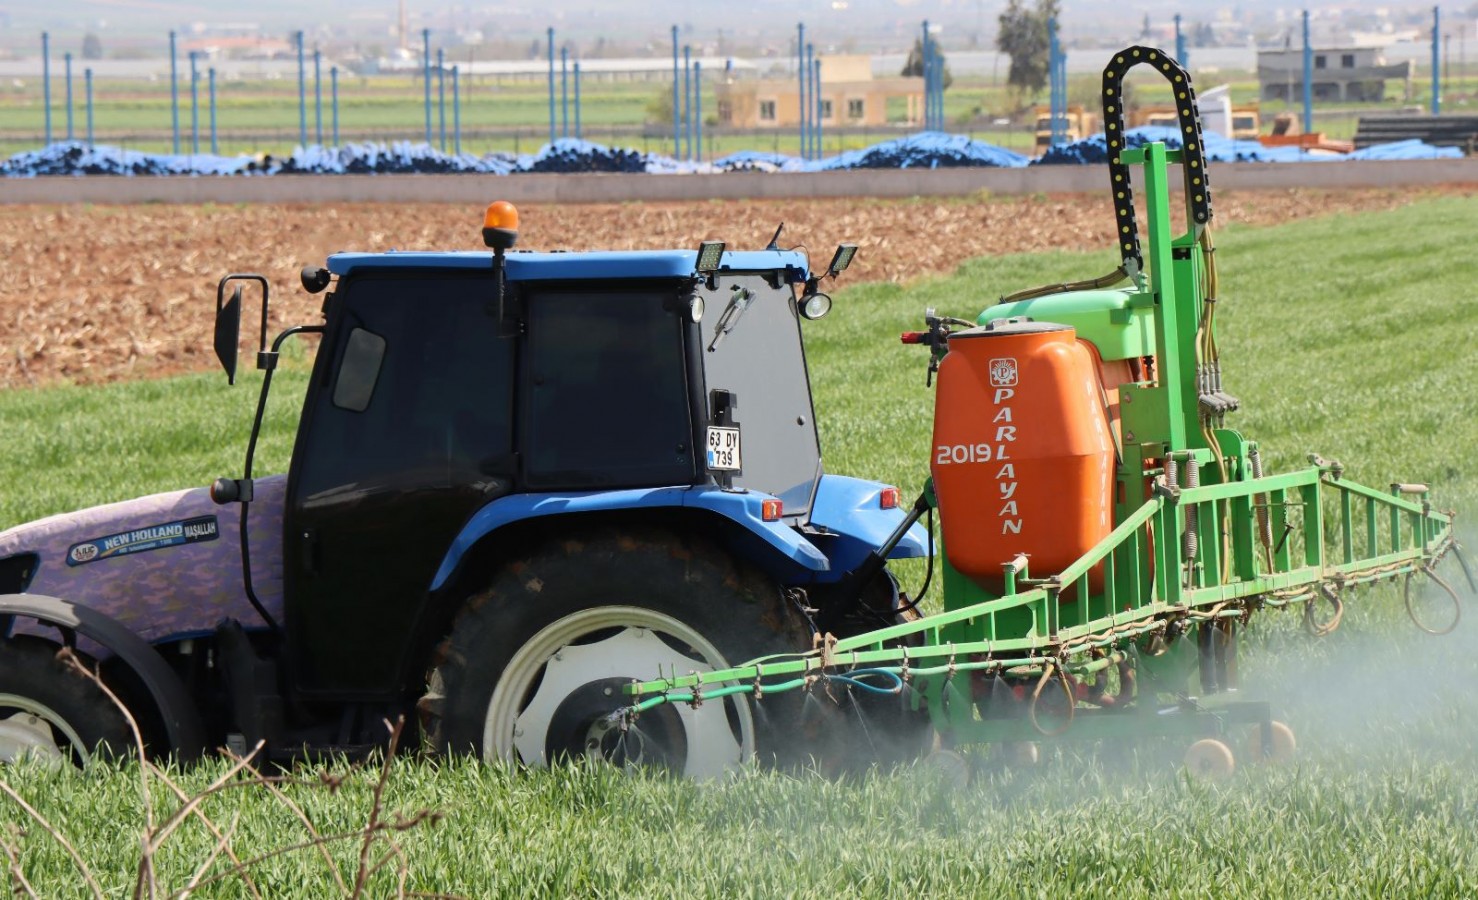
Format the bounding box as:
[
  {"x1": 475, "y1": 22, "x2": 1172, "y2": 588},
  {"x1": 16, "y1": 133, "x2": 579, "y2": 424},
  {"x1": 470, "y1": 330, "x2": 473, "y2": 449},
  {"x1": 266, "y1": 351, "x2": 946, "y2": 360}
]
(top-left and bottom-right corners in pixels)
[
  {"x1": 423, "y1": 530, "x2": 812, "y2": 778},
  {"x1": 0, "y1": 637, "x2": 132, "y2": 767}
]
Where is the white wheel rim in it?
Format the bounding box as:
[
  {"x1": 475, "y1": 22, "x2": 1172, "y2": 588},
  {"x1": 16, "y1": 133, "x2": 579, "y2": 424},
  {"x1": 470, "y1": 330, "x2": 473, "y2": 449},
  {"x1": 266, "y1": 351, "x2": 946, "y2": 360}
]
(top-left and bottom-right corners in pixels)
[
  {"x1": 0, "y1": 693, "x2": 90, "y2": 767},
  {"x1": 484, "y1": 606, "x2": 752, "y2": 779}
]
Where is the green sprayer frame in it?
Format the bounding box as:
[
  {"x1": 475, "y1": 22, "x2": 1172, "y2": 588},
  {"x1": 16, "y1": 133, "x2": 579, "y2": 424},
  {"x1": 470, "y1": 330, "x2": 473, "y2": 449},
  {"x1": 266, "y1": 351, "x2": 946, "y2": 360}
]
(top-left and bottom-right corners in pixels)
[{"x1": 622, "y1": 48, "x2": 1467, "y2": 750}]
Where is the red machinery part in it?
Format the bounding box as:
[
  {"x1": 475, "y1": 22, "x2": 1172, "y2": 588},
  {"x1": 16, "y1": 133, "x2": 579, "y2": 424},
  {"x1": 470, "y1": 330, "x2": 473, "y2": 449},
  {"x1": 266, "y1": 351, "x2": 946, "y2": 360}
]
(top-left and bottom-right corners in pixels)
[{"x1": 930, "y1": 320, "x2": 1115, "y2": 593}]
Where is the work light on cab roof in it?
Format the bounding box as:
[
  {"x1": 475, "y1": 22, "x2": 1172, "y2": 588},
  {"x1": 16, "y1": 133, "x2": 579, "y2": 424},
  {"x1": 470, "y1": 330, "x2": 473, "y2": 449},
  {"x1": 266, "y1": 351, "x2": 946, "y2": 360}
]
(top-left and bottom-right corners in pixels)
[{"x1": 482, "y1": 200, "x2": 519, "y2": 251}]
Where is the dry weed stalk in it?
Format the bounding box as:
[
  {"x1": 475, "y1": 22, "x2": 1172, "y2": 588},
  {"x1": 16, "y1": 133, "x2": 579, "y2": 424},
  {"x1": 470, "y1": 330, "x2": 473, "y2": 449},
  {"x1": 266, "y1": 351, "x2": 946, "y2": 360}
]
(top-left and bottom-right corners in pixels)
[
  {"x1": 1, "y1": 824, "x2": 41, "y2": 899},
  {"x1": 0, "y1": 646, "x2": 463, "y2": 899}
]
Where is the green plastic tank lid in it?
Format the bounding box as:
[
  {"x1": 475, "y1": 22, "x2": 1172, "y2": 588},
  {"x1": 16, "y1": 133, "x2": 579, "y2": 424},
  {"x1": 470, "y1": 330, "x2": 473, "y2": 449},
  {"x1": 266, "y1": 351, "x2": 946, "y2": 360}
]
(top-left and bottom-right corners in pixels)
[{"x1": 980, "y1": 288, "x2": 1151, "y2": 361}]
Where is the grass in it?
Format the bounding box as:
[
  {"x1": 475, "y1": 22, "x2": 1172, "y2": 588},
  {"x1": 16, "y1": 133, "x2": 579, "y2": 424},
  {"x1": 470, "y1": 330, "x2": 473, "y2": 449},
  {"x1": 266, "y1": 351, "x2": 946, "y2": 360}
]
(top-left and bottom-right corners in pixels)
[{"x1": 3, "y1": 196, "x2": 1478, "y2": 896}]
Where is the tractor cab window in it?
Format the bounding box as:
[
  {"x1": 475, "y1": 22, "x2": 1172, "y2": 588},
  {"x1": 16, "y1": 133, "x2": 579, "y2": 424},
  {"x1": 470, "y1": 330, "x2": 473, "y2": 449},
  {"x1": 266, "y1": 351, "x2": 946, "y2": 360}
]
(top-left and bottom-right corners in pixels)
[
  {"x1": 297, "y1": 272, "x2": 515, "y2": 497},
  {"x1": 523, "y1": 288, "x2": 695, "y2": 489},
  {"x1": 697, "y1": 273, "x2": 821, "y2": 515}
]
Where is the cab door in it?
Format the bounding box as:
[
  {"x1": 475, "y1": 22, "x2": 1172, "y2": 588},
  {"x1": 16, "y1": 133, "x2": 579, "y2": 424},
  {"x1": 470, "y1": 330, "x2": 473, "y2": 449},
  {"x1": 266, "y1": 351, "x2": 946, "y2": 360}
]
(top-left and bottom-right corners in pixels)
[{"x1": 285, "y1": 270, "x2": 515, "y2": 695}]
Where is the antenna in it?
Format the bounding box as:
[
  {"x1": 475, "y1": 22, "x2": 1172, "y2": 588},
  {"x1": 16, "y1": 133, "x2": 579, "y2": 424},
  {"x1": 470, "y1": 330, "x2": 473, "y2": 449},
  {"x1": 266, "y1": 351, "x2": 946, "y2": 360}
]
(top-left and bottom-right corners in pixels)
[{"x1": 765, "y1": 222, "x2": 785, "y2": 250}]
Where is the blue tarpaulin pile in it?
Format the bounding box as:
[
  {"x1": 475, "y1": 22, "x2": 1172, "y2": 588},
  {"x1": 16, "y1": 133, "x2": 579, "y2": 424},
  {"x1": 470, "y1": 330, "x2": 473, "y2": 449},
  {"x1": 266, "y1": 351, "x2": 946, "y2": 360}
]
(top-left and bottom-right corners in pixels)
[
  {"x1": 1033, "y1": 126, "x2": 1462, "y2": 165},
  {"x1": 1346, "y1": 139, "x2": 1462, "y2": 161},
  {"x1": 0, "y1": 130, "x2": 1462, "y2": 178},
  {"x1": 710, "y1": 150, "x2": 801, "y2": 173},
  {"x1": 276, "y1": 142, "x2": 518, "y2": 175},
  {"x1": 520, "y1": 139, "x2": 650, "y2": 174},
  {"x1": 806, "y1": 132, "x2": 1030, "y2": 170},
  {"x1": 0, "y1": 142, "x2": 251, "y2": 176}
]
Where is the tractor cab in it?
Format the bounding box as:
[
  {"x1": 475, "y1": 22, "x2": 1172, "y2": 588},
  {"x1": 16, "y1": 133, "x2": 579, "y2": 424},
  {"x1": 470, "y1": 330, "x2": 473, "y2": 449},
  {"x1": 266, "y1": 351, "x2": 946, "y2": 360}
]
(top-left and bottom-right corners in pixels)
[{"x1": 209, "y1": 205, "x2": 915, "y2": 706}]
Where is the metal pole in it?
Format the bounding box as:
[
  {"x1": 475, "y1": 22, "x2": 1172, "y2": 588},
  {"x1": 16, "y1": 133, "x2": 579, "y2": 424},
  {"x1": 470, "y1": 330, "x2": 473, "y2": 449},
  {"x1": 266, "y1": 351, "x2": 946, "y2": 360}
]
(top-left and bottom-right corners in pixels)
[
  {"x1": 923, "y1": 20, "x2": 932, "y2": 131},
  {"x1": 314, "y1": 48, "x2": 323, "y2": 146},
  {"x1": 798, "y1": 22, "x2": 806, "y2": 158},
  {"x1": 1049, "y1": 16, "x2": 1062, "y2": 146},
  {"x1": 934, "y1": 27, "x2": 944, "y2": 130},
  {"x1": 170, "y1": 31, "x2": 180, "y2": 153},
  {"x1": 561, "y1": 46, "x2": 569, "y2": 139},
  {"x1": 1175, "y1": 14, "x2": 1187, "y2": 68},
  {"x1": 547, "y1": 27, "x2": 556, "y2": 146},
  {"x1": 438, "y1": 47, "x2": 446, "y2": 150},
  {"x1": 209, "y1": 67, "x2": 218, "y2": 154},
  {"x1": 811, "y1": 56, "x2": 821, "y2": 157},
  {"x1": 188, "y1": 52, "x2": 198, "y2": 153},
  {"x1": 330, "y1": 66, "x2": 338, "y2": 147},
  {"x1": 694, "y1": 60, "x2": 702, "y2": 160},
  {"x1": 41, "y1": 32, "x2": 51, "y2": 147},
  {"x1": 84, "y1": 67, "x2": 93, "y2": 147},
  {"x1": 423, "y1": 28, "x2": 432, "y2": 145},
  {"x1": 805, "y1": 42, "x2": 815, "y2": 156},
  {"x1": 453, "y1": 65, "x2": 461, "y2": 155},
  {"x1": 672, "y1": 25, "x2": 680, "y2": 157},
  {"x1": 928, "y1": 19, "x2": 940, "y2": 131},
  {"x1": 574, "y1": 61, "x2": 582, "y2": 142},
  {"x1": 64, "y1": 53, "x2": 73, "y2": 141},
  {"x1": 1432, "y1": 6, "x2": 1442, "y2": 115},
  {"x1": 296, "y1": 31, "x2": 307, "y2": 148},
  {"x1": 682, "y1": 45, "x2": 691, "y2": 159},
  {"x1": 1301, "y1": 11, "x2": 1313, "y2": 133}
]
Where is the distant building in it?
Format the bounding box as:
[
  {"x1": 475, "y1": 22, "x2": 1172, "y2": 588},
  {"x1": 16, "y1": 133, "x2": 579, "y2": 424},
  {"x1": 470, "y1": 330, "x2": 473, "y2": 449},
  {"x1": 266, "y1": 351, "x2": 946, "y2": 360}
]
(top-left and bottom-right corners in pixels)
[
  {"x1": 714, "y1": 55, "x2": 925, "y2": 129},
  {"x1": 415, "y1": 56, "x2": 759, "y2": 84},
  {"x1": 180, "y1": 36, "x2": 293, "y2": 61},
  {"x1": 1257, "y1": 46, "x2": 1412, "y2": 103}
]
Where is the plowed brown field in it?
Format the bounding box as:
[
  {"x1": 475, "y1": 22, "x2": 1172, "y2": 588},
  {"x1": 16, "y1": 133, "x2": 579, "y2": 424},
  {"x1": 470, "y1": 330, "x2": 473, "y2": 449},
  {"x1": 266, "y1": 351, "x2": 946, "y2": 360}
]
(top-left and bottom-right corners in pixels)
[{"x1": 2, "y1": 187, "x2": 1468, "y2": 388}]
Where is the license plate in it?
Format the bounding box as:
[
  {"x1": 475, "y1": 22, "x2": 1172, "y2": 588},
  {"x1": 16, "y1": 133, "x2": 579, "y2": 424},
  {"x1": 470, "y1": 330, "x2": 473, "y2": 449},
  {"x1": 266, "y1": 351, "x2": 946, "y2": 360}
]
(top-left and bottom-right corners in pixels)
[{"x1": 705, "y1": 426, "x2": 741, "y2": 471}]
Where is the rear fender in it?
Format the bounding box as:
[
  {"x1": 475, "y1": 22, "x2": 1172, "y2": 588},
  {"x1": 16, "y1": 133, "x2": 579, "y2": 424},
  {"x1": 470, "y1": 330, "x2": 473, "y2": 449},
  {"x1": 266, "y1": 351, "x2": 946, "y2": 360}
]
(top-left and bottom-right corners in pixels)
[
  {"x1": 0, "y1": 593, "x2": 206, "y2": 760},
  {"x1": 806, "y1": 474, "x2": 929, "y2": 579},
  {"x1": 430, "y1": 487, "x2": 831, "y2": 593}
]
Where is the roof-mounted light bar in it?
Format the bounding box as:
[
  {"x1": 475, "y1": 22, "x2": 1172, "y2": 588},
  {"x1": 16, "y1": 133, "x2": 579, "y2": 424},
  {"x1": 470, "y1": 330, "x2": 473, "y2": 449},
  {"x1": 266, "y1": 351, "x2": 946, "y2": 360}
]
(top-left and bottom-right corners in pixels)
[
  {"x1": 827, "y1": 243, "x2": 858, "y2": 277},
  {"x1": 695, "y1": 240, "x2": 726, "y2": 274}
]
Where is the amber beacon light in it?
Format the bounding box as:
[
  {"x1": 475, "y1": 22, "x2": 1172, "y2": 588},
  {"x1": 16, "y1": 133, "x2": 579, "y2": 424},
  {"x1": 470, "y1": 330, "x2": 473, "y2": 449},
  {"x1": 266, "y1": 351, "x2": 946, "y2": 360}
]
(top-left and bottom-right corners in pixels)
[{"x1": 482, "y1": 201, "x2": 520, "y2": 251}]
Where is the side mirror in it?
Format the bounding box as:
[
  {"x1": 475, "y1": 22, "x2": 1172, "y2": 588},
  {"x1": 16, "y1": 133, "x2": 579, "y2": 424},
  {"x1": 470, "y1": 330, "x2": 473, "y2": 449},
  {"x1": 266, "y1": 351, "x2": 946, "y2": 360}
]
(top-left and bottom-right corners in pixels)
[
  {"x1": 214, "y1": 286, "x2": 242, "y2": 385},
  {"x1": 214, "y1": 274, "x2": 271, "y2": 386}
]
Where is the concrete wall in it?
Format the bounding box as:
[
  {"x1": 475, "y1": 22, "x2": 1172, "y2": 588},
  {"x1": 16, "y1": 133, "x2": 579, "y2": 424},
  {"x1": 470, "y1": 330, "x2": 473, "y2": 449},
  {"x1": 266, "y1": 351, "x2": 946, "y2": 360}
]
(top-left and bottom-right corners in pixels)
[{"x1": 2, "y1": 158, "x2": 1476, "y2": 205}]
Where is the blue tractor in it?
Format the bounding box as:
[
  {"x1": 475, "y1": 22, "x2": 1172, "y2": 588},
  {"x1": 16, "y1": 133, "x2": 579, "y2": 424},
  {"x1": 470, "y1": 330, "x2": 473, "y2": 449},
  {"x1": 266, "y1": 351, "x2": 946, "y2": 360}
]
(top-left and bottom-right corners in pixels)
[{"x1": 0, "y1": 203, "x2": 927, "y2": 776}]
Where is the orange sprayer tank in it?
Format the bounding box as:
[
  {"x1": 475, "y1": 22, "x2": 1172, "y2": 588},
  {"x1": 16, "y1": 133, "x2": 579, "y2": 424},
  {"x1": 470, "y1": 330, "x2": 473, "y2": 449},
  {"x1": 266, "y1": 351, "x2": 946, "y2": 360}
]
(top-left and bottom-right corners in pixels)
[{"x1": 930, "y1": 319, "x2": 1115, "y2": 594}]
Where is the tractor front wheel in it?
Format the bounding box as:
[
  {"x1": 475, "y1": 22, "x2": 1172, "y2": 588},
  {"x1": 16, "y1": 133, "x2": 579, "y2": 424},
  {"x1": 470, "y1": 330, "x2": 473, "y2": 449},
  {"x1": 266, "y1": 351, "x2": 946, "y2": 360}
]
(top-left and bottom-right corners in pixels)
[
  {"x1": 0, "y1": 638, "x2": 132, "y2": 767},
  {"x1": 423, "y1": 531, "x2": 811, "y2": 778}
]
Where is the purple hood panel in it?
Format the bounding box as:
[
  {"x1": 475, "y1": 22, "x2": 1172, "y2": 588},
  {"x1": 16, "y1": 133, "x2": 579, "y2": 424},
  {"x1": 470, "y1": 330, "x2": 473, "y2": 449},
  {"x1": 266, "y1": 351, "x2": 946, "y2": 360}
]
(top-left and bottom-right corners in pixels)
[{"x1": 0, "y1": 476, "x2": 287, "y2": 644}]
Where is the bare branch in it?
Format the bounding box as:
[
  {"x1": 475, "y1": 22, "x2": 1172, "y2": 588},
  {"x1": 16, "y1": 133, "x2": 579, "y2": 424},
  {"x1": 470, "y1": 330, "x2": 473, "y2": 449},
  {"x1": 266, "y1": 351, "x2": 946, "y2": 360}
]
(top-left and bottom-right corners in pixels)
[
  {"x1": 350, "y1": 717, "x2": 404, "y2": 899},
  {"x1": 178, "y1": 811, "x2": 241, "y2": 899},
  {"x1": 164, "y1": 812, "x2": 442, "y2": 900},
  {"x1": 0, "y1": 781, "x2": 104, "y2": 900},
  {"x1": 56, "y1": 649, "x2": 153, "y2": 822},
  {"x1": 148, "y1": 761, "x2": 264, "y2": 900},
  {"x1": 145, "y1": 742, "x2": 264, "y2": 852},
  {"x1": 364, "y1": 840, "x2": 410, "y2": 898},
  {"x1": 218, "y1": 748, "x2": 348, "y2": 897},
  {"x1": 0, "y1": 827, "x2": 41, "y2": 900},
  {"x1": 54, "y1": 648, "x2": 158, "y2": 900}
]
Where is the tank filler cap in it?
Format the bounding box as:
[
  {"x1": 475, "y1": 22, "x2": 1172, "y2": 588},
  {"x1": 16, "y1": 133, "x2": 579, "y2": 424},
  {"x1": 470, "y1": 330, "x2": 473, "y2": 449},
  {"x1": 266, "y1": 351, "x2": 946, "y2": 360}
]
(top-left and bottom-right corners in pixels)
[{"x1": 950, "y1": 317, "x2": 1073, "y2": 340}]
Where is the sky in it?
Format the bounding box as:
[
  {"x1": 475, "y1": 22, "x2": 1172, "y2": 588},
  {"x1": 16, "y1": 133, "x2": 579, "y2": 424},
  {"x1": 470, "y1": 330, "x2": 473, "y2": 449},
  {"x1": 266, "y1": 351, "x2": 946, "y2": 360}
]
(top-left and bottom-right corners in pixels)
[{"x1": 0, "y1": 0, "x2": 1458, "y2": 57}]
